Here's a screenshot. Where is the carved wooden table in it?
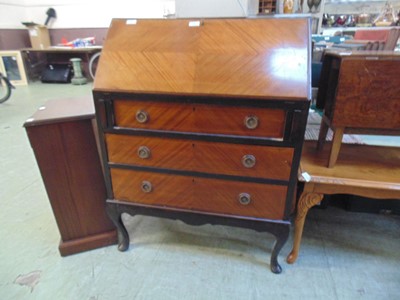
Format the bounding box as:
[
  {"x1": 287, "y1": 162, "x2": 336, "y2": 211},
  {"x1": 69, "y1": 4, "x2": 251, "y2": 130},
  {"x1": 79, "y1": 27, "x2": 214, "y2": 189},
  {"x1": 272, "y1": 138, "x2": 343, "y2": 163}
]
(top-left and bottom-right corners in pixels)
[
  {"x1": 315, "y1": 51, "x2": 400, "y2": 168},
  {"x1": 93, "y1": 18, "x2": 311, "y2": 273},
  {"x1": 287, "y1": 141, "x2": 400, "y2": 264}
]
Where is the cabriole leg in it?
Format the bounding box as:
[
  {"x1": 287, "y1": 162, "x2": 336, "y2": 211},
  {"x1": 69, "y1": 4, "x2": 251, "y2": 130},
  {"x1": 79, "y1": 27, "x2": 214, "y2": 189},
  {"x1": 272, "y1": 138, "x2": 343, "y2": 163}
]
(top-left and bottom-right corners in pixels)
[
  {"x1": 106, "y1": 204, "x2": 130, "y2": 251},
  {"x1": 287, "y1": 191, "x2": 323, "y2": 264},
  {"x1": 269, "y1": 223, "x2": 290, "y2": 274}
]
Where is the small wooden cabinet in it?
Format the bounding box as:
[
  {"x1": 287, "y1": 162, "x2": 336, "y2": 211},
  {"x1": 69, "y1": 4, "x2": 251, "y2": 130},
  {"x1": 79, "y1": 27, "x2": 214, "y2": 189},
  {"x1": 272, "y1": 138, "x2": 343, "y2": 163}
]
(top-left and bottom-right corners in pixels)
[
  {"x1": 93, "y1": 18, "x2": 311, "y2": 273},
  {"x1": 24, "y1": 97, "x2": 117, "y2": 256}
]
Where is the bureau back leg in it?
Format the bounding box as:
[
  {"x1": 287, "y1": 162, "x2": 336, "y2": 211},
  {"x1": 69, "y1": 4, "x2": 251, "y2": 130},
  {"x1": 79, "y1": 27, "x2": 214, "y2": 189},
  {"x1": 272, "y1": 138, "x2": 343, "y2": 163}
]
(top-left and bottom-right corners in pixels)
[
  {"x1": 269, "y1": 223, "x2": 290, "y2": 274},
  {"x1": 106, "y1": 203, "x2": 130, "y2": 251}
]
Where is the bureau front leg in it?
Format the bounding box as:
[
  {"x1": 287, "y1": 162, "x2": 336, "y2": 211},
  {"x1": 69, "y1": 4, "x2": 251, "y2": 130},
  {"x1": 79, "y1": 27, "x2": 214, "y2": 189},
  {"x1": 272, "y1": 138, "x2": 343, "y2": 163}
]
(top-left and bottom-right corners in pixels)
[
  {"x1": 106, "y1": 203, "x2": 130, "y2": 251},
  {"x1": 268, "y1": 222, "x2": 290, "y2": 274}
]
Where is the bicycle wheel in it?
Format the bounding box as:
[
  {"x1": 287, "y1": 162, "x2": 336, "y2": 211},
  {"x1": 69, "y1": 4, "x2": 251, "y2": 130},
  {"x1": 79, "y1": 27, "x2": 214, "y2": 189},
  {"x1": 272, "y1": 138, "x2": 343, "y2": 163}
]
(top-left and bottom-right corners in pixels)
[
  {"x1": 89, "y1": 52, "x2": 101, "y2": 80},
  {"x1": 0, "y1": 76, "x2": 12, "y2": 103}
]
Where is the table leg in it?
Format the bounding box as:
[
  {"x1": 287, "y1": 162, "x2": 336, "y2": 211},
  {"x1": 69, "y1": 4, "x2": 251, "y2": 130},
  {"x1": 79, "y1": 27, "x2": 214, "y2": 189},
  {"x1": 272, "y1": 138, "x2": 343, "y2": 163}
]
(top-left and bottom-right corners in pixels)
[
  {"x1": 317, "y1": 119, "x2": 329, "y2": 151},
  {"x1": 328, "y1": 127, "x2": 344, "y2": 168},
  {"x1": 287, "y1": 191, "x2": 323, "y2": 264}
]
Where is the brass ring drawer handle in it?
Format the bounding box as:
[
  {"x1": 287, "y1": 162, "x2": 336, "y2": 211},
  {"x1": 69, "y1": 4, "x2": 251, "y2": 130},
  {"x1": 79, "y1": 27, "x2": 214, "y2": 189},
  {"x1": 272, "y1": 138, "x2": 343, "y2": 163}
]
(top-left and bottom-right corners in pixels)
[
  {"x1": 238, "y1": 193, "x2": 251, "y2": 205},
  {"x1": 141, "y1": 181, "x2": 153, "y2": 193},
  {"x1": 136, "y1": 110, "x2": 149, "y2": 123},
  {"x1": 242, "y1": 154, "x2": 256, "y2": 168},
  {"x1": 137, "y1": 146, "x2": 151, "y2": 159},
  {"x1": 244, "y1": 115, "x2": 259, "y2": 129}
]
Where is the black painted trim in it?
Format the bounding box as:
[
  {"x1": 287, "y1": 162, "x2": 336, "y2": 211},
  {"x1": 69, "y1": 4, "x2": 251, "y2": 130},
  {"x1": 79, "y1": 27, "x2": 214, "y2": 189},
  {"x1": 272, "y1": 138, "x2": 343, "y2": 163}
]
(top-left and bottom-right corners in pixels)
[{"x1": 108, "y1": 163, "x2": 290, "y2": 186}]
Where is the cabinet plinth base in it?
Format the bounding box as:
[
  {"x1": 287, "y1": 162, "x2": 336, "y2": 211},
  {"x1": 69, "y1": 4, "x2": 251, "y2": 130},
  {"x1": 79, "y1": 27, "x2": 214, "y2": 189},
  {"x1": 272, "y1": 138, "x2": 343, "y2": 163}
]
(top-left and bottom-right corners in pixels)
[
  {"x1": 106, "y1": 201, "x2": 290, "y2": 274},
  {"x1": 58, "y1": 229, "x2": 118, "y2": 256}
]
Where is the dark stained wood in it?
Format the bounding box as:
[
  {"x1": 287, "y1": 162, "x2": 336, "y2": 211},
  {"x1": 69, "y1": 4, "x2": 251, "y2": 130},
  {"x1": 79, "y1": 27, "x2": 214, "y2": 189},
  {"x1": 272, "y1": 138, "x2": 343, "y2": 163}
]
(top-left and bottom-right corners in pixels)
[
  {"x1": 114, "y1": 100, "x2": 286, "y2": 138},
  {"x1": 106, "y1": 134, "x2": 293, "y2": 180},
  {"x1": 287, "y1": 141, "x2": 400, "y2": 264},
  {"x1": 94, "y1": 18, "x2": 310, "y2": 100},
  {"x1": 24, "y1": 97, "x2": 117, "y2": 256},
  {"x1": 111, "y1": 169, "x2": 287, "y2": 220},
  {"x1": 316, "y1": 51, "x2": 400, "y2": 167}
]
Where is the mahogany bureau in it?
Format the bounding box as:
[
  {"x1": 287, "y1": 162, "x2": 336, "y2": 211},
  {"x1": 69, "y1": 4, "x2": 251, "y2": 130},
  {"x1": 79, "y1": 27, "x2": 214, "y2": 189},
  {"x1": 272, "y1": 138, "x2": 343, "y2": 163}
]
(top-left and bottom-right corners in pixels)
[{"x1": 93, "y1": 18, "x2": 311, "y2": 273}]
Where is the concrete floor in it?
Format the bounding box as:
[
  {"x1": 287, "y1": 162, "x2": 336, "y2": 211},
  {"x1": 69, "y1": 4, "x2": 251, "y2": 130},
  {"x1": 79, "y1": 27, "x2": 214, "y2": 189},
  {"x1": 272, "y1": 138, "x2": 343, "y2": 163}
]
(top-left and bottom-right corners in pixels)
[{"x1": 1, "y1": 82, "x2": 399, "y2": 299}]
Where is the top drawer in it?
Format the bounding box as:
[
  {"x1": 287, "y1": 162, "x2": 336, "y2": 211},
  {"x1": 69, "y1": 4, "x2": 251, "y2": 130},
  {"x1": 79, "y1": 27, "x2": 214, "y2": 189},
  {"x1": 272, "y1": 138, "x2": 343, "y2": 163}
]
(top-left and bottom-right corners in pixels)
[{"x1": 113, "y1": 100, "x2": 286, "y2": 139}]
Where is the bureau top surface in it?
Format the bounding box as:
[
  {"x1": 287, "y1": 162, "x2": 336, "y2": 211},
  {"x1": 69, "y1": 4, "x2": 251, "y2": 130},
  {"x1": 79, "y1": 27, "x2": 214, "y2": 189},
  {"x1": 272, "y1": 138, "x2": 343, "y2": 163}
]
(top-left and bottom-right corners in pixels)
[{"x1": 94, "y1": 18, "x2": 311, "y2": 101}]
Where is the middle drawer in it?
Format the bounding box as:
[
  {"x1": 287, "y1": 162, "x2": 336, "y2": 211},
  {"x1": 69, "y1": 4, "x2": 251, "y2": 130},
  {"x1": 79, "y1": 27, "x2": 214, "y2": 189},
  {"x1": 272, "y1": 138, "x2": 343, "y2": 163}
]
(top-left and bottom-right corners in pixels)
[{"x1": 106, "y1": 134, "x2": 293, "y2": 180}]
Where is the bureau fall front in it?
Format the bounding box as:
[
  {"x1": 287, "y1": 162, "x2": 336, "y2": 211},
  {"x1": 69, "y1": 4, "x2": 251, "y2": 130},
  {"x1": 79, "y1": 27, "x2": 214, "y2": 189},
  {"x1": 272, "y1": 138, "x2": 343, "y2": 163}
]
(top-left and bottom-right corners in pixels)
[{"x1": 93, "y1": 17, "x2": 311, "y2": 273}]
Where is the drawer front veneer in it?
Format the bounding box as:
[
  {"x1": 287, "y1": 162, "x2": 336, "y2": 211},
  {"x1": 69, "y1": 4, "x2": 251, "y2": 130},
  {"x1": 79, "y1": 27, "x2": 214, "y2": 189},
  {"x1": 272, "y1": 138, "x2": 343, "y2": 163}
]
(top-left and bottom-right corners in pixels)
[
  {"x1": 106, "y1": 134, "x2": 293, "y2": 180},
  {"x1": 113, "y1": 100, "x2": 286, "y2": 138},
  {"x1": 111, "y1": 168, "x2": 287, "y2": 220}
]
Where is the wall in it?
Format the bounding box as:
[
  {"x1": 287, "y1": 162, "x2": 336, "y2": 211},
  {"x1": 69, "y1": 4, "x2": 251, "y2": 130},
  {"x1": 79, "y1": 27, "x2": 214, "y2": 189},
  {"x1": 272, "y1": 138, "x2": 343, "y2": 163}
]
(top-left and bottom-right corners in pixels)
[
  {"x1": 0, "y1": 0, "x2": 259, "y2": 49},
  {"x1": 0, "y1": 0, "x2": 260, "y2": 29},
  {"x1": 175, "y1": 0, "x2": 250, "y2": 18},
  {"x1": 0, "y1": 0, "x2": 175, "y2": 29}
]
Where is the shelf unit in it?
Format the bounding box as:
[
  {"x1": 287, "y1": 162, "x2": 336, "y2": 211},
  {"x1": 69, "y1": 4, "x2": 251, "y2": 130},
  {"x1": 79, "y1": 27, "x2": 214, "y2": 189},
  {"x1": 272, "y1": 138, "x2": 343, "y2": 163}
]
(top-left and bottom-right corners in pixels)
[{"x1": 259, "y1": 0, "x2": 277, "y2": 14}]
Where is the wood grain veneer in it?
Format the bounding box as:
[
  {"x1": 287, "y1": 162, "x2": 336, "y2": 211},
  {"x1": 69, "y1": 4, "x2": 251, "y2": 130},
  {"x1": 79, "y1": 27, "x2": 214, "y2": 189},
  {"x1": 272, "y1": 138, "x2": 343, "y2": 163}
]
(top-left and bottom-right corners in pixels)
[
  {"x1": 106, "y1": 134, "x2": 293, "y2": 180},
  {"x1": 113, "y1": 100, "x2": 286, "y2": 138},
  {"x1": 94, "y1": 19, "x2": 310, "y2": 100},
  {"x1": 111, "y1": 169, "x2": 287, "y2": 220}
]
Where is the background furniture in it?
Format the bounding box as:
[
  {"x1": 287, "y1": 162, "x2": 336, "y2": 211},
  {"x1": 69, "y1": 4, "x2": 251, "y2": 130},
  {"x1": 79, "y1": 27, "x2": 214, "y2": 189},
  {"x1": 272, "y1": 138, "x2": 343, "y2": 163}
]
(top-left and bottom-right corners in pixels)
[
  {"x1": 93, "y1": 18, "x2": 311, "y2": 274},
  {"x1": 316, "y1": 51, "x2": 400, "y2": 167},
  {"x1": 24, "y1": 96, "x2": 117, "y2": 256},
  {"x1": 21, "y1": 47, "x2": 101, "y2": 81},
  {"x1": 287, "y1": 141, "x2": 400, "y2": 263}
]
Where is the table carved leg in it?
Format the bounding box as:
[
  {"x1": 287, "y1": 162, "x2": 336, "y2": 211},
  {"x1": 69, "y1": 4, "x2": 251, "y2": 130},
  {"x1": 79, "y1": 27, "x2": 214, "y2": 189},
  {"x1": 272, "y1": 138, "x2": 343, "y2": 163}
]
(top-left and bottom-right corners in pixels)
[{"x1": 287, "y1": 190, "x2": 323, "y2": 264}]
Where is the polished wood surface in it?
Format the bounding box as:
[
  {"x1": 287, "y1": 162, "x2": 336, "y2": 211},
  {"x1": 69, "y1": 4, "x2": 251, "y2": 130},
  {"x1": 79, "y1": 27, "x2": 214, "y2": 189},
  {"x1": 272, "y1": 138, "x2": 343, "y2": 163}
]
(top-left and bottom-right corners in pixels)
[
  {"x1": 94, "y1": 18, "x2": 310, "y2": 100},
  {"x1": 106, "y1": 134, "x2": 293, "y2": 180},
  {"x1": 24, "y1": 97, "x2": 117, "y2": 256},
  {"x1": 287, "y1": 141, "x2": 400, "y2": 264},
  {"x1": 94, "y1": 17, "x2": 311, "y2": 273},
  {"x1": 111, "y1": 169, "x2": 287, "y2": 220},
  {"x1": 113, "y1": 100, "x2": 286, "y2": 138},
  {"x1": 316, "y1": 52, "x2": 400, "y2": 167}
]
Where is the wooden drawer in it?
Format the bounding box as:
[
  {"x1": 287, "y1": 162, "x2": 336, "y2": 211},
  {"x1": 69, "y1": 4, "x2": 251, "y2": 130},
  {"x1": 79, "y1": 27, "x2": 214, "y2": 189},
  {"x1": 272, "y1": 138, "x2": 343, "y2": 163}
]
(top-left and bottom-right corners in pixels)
[
  {"x1": 106, "y1": 134, "x2": 293, "y2": 180},
  {"x1": 111, "y1": 168, "x2": 288, "y2": 220},
  {"x1": 113, "y1": 100, "x2": 286, "y2": 138}
]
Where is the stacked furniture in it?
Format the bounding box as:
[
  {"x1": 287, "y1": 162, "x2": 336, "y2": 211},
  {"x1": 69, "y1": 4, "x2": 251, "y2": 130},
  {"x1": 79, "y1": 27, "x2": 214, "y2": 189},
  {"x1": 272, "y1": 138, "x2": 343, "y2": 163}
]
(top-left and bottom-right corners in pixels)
[
  {"x1": 93, "y1": 17, "x2": 311, "y2": 273},
  {"x1": 316, "y1": 51, "x2": 400, "y2": 167}
]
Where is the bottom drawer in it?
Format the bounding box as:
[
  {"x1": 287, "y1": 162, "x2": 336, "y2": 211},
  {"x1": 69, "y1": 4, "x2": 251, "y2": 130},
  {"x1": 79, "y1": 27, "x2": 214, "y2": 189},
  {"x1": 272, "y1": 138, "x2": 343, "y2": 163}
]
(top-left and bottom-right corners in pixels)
[{"x1": 111, "y1": 168, "x2": 288, "y2": 220}]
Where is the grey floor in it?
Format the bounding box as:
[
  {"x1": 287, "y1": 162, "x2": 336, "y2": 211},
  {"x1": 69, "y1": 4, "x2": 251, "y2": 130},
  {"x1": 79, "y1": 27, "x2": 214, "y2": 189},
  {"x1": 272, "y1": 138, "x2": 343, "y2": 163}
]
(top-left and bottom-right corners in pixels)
[{"x1": 1, "y1": 82, "x2": 400, "y2": 300}]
